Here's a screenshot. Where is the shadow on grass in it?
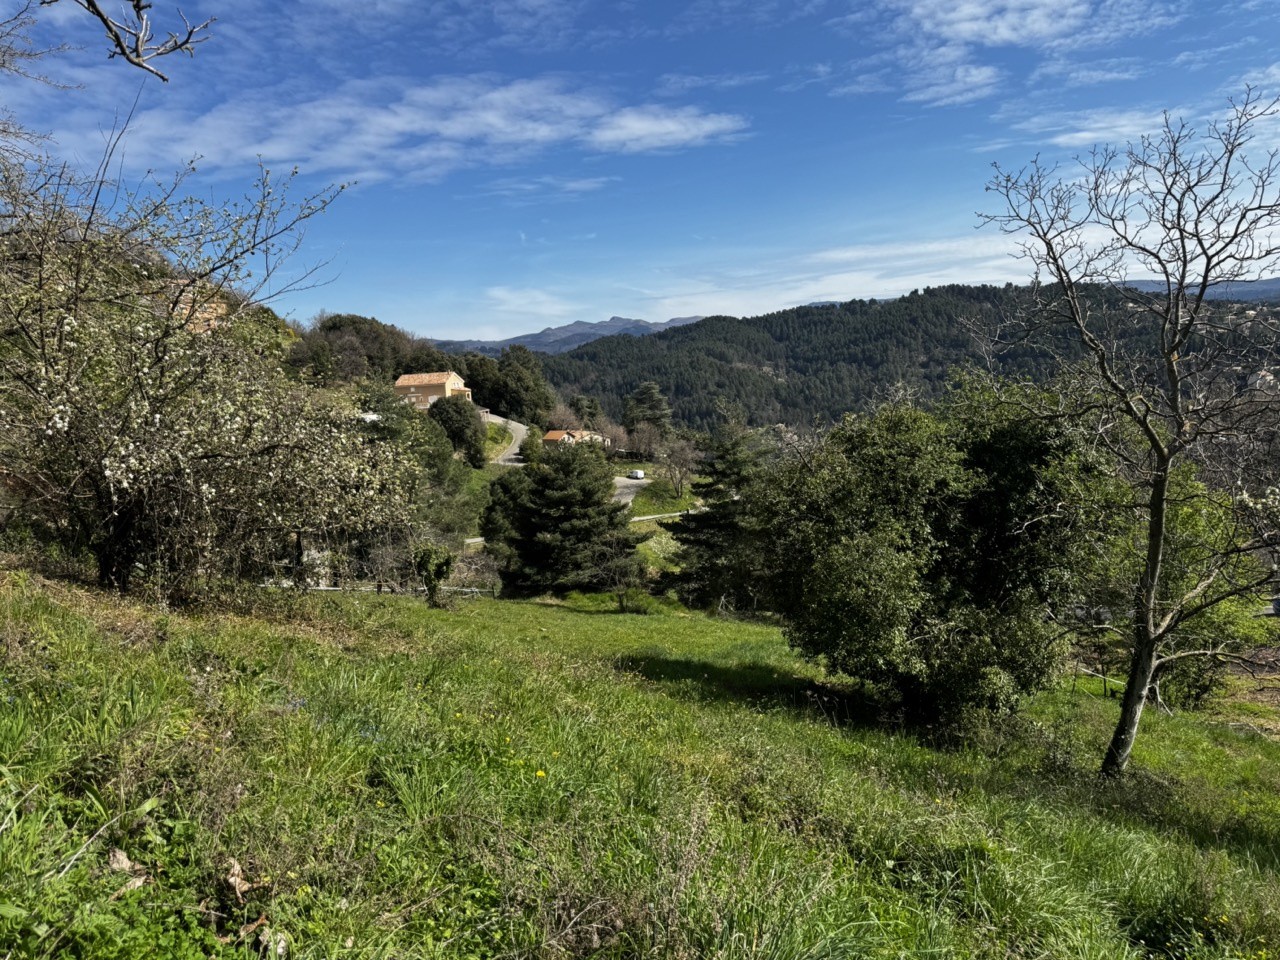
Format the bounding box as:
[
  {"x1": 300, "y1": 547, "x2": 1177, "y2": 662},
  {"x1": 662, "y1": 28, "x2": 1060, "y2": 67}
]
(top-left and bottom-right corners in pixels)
[
  {"x1": 611, "y1": 651, "x2": 1280, "y2": 874},
  {"x1": 611, "y1": 652, "x2": 882, "y2": 727}
]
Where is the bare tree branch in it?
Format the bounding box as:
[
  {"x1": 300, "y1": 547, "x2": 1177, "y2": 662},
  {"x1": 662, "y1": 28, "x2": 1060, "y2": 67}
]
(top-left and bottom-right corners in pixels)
[
  {"x1": 38, "y1": 0, "x2": 213, "y2": 81},
  {"x1": 982, "y1": 88, "x2": 1280, "y2": 776}
]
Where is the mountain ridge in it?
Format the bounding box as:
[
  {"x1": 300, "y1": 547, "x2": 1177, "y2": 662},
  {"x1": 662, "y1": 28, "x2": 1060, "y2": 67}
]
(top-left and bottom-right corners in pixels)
[{"x1": 432, "y1": 314, "x2": 702, "y2": 356}]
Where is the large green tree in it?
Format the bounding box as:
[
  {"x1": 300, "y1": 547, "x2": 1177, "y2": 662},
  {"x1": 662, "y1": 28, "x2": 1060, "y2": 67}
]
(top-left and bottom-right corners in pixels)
[
  {"x1": 428, "y1": 394, "x2": 487, "y2": 469},
  {"x1": 483, "y1": 444, "x2": 646, "y2": 596},
  {"x1": 623, "y1": 380, "x2": 673, "y2": 436},
  {"x1": 756, "y1": 398, "x2": 1090, "y2": 725},
  {"x1": 665, "y1": 419, "x2": 771, "y2": 611}
]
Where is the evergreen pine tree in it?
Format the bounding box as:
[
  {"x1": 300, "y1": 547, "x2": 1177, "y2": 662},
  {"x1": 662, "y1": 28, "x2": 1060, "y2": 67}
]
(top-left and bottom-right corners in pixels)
[
  {"x1": 622, "y1": 381, "x2": 673, "y2": 436},
  {"x1": 665, "y1": 420, "x2": 769, "y2": 610},
  {"x1": 487, "y1": 443, "x2": 647, "y2": 595}
]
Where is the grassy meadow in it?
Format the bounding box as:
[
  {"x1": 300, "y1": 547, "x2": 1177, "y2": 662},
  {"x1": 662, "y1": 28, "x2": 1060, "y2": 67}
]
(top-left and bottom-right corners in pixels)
[
  {"x1": 3, "y1": 571, "x2": 1280, "y2": 958},
  {"x1": 628, "y1": 479, "x2": 698, "y2": 519}
]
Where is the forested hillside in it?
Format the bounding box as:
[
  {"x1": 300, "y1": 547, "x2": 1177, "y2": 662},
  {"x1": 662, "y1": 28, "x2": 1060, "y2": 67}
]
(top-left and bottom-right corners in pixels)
[{"x1": 542, "y1": 284, "x2": 1068, "y2": 428}]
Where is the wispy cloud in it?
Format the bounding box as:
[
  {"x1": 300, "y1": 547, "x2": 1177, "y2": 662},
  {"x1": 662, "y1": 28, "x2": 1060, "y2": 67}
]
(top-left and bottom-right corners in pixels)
[
  {"x1": 586, "y1": 105, "x2": 748, "y2": 153},
  {"x1": 831, "y1": 71, "x2": 895, "y2": 96},
  {"x1": 1030, "y1": 57, "x2": 1146, "y2": 87},
  {"x1": 1172, "y1": 39, "x2": 1258, "y2": 72},
  {"x1": 1011, "y1": 104, "x2": 1173, "y2": 147},
  {"x1": 779, "y1": 62, "x2": 835, "y2": 93},
  {"x1": 886, "y1": 0, "x2": 1093, "y2": 46},
  {"x1": 617, "y1": 232, "x2": 1027, "y2": 324},
  {"x1": 898, "y1": 45, "x2": 1002, "y2": 106},
  {"x1": 301, "y1": 0, "x2": 600, "y2": 55},
  {"x1": 665, "y1": 0, "x2": 831, "y2": 36},
  {"x1": 655, "y1": 71, "x2": 770, "y2": 97},
  {"x1": 486, "y1": 285, "x2": 578, "y2": 319},
  {"x1": 828, "y1": 0, "x2": 1181, "y2": 107},
  {"x1": 29, "y1": 73, "x2": 749, "y2": 181},
  {"x1": 481, "y1": 174, "x2": 621, "y2": 201}
]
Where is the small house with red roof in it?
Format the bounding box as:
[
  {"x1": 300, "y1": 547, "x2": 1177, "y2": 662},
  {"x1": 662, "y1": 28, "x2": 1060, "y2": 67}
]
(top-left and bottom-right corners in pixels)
[{"x1": 541, "y1": 429, "x2": 611, "y2": 449}]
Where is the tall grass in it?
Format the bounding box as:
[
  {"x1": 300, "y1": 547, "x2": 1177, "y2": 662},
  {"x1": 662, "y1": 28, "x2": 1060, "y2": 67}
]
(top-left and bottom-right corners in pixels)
[{"x1": 2, "y1": 570, "x2": 1279, "y2": 958}]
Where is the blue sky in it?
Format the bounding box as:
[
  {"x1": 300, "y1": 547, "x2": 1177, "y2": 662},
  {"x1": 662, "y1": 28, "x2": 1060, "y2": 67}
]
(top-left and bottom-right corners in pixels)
[{"x1": 10, "y1": 0, "x2": 1280, "y2": 339}]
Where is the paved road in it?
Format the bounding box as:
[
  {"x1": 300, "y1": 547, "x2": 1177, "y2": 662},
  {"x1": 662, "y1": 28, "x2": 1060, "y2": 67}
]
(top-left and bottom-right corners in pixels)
[
  {"x1": 490, "y1": 415, "x2": 528, "y2": 465},
  {"x1": 612, "y1": 474, "x2": 650, "y2": 505}
]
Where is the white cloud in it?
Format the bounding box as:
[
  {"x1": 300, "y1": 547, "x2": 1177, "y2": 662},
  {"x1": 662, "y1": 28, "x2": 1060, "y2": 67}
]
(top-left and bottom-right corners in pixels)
[
  {"x1": 828, "y1": 0, "x2": 1181, "y2": 107},
  {"x1": 31, "y1": 73, "x2": 750, "y2": 181},
  {"x1": 486, "y1": 285, "x2": 578, "y2": 319},
  {"x1": 885, "y1": 0, "x2": 1092, "y2": 47},
  {"x1": 902, "y1": 60, "x2": 1002, "y2": 107},
  {"x1": 666, "y1": 0, "x2": 830, "y2": 36},
  {"x1": 1013, "y1": 105, "x2": 1171, "y2": 147},
  {"x1": 831, "y1": 72, "x2": 895, "y2": 96},
  {"x1": 300, "y1": 0, "x2": 596, "y2": 54},
  {"x1": 617, "y1": 231, "x2": 1028, "y2": 324},
  {"x1": 655, "y1": 71, "x2": 770, "y2": 96},
  {"x1": 586, "y1": 105, "x2": 748, "y2": 153},
  {"x1": 1172, "y1": 39, "x2": 1258, "y2": 72},
  {"x1": 1030, "y1": 57, "x2": 1145, "y2": 87},
  {"x1": 481, "y1": 174, "x2": 621, "y2": 200},
  {"x1": 1240, "y1": 62, "x2": 1280, "y2": 89}
]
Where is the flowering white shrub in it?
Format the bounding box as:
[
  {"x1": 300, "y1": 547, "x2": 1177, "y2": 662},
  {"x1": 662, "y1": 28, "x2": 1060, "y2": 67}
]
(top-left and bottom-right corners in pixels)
[{"x1": 0, "y1": 156, "x2": 413, "y2": 596}]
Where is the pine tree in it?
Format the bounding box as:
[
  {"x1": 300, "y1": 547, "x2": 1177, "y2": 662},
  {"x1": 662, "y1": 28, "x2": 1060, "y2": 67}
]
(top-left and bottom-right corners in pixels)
[
  {"x1": 665, "y1": 420, "x2": 769, "y2": 610},
  {"x1": 487, "y1": 444, "x2": 646, "y2": 595},
  {"x1": 622, "y1": 381, "x2": 673, "y2": 436}
]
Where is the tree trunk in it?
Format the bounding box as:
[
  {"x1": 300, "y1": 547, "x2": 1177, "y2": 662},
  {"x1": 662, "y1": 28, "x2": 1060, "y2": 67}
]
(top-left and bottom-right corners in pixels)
[
  {"x1": 94, "y1": 508, "x2": 139, "y2": 592},
  {"x1": 1100, "y1": 462, "x2": 1170, "y2": 777},
  {"x1": 96, "y1": 544, "x2": 133, "y2": 592},
  {"x1": 1100, "y1": 627, "x2": 1157, "y2": 776}
]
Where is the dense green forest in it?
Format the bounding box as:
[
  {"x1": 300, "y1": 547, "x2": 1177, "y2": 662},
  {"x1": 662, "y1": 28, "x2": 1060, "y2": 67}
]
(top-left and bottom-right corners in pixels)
[{"x1": 543, "y1": 284, "x2": 1081, "y2": 428}]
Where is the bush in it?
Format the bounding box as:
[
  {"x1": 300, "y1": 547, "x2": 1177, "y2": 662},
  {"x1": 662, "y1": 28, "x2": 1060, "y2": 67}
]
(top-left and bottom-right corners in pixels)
[{"x1": 759, "y1": 400, "x2": 1080, "y2": 727}]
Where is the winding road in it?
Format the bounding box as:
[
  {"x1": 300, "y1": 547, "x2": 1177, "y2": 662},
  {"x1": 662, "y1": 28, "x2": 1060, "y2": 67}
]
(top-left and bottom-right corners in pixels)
[{"x1": 489, "y1": 415, "x2": 528, "y2": 465}]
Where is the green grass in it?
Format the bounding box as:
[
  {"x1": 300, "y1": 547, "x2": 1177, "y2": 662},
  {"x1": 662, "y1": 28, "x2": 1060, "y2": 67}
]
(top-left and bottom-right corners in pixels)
[
  {"x1": 485, "y1": 423, "x2": 512, "y2": 460},
  {"x1": 636, "y1": 524, "x2": 680, "y2": 573},
  {"x1": 3, "y1": 570, "x2": 1280, "y2": 958},
  {"x1": 629, "y1": 477, "x2": 698, "y2": 517}
]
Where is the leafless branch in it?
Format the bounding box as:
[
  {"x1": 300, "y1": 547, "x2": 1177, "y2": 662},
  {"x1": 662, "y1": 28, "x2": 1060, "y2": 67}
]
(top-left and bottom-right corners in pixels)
[{"x1": 39, "y1": 0, "x2": 213, "y2": 81}]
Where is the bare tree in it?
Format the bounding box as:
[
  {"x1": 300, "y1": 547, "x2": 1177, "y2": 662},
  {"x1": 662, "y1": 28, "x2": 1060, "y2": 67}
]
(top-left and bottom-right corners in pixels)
[
  {"x1": 629, "y1": 422, "x2": 664, "y2": 460},
  {"x1": 546, "y1": 401, "x2": 584, "y2": 432},
  {"x1": 40, "y1": 0, "x2": 213, "y2": 81},
  {"x1": 656, "y1": 436, "x2": 700, "y2": 499},
  {"x1": 983, "y1": 89, "x2": 1280, "y2": 776}
]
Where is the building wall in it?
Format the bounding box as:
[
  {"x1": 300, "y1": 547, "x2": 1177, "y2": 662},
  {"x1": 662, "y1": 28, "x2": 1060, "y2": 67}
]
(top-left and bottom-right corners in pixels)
[{"x1": 393, "y1": 377, "x2": 473, "y2": 411}]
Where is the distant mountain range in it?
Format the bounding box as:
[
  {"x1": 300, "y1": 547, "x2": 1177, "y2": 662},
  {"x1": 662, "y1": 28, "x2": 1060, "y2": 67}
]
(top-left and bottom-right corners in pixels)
[
  {"x1": 541, "y1": 285, "x2": 1039, "y2": 429},
  {"x1": 432, "y1": 315, "x2": 703, "y2": 356},
  {"x1": 541, "y1": 279, "x2": 1280, "y2": 430},
  {"x1": 429, "y1": 278, "x2": 1280, "y2": 360}
]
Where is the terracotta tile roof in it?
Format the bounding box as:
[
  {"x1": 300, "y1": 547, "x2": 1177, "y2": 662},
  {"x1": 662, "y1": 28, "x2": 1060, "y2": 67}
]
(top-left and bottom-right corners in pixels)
[
  {"x1": 395, "y1": 371, "x2": 461, "y2": 387},
  {"x1": 542, "y1": 430, "x2": 571, "y2": 442}
]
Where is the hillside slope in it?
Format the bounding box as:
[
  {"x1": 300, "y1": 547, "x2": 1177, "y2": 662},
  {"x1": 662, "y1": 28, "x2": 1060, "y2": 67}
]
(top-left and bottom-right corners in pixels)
[
  {"x1": 541, "y1": 285, "x2": 1049, "y2": 428},
  {"x1": 5, "y1": 574, "x2": 1280, "y2": 957},
  {"x1": 433, "y1": 314, "x2": 702, "y2": 356}
]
